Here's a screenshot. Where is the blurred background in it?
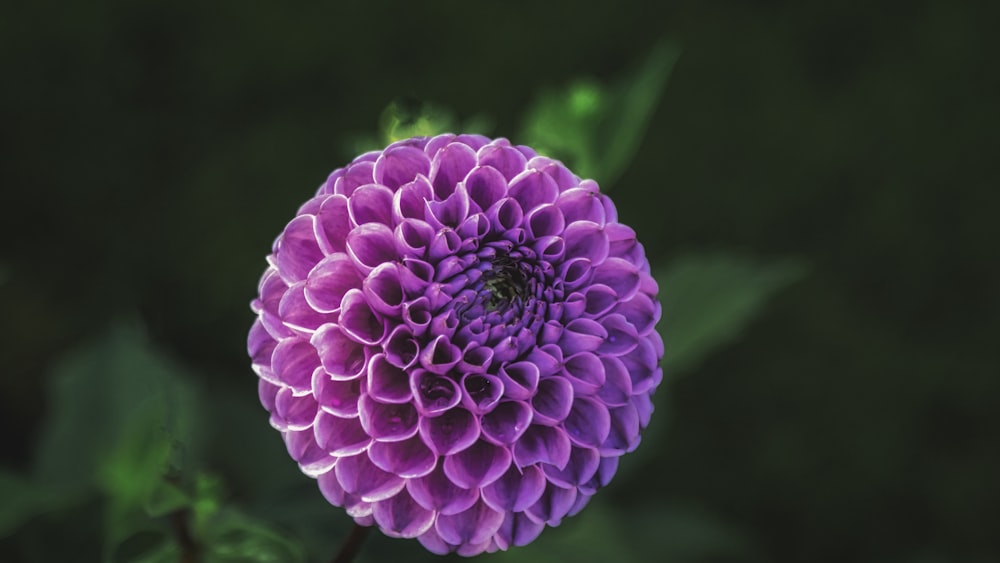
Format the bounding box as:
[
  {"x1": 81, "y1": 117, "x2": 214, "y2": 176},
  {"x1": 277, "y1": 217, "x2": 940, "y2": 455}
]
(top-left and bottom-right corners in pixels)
[{"x1": 1, "y1": 0, "x2": 998, "y2": 562}]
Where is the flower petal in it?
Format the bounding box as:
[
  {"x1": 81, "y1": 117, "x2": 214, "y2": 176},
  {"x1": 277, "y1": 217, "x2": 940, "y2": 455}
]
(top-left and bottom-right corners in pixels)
[
  {"x1": 481, "y1": 464, "x2": 546, "y2": 512},
  {"x1": 443, "y1": 440, "x2": 512, "y2": 489}
]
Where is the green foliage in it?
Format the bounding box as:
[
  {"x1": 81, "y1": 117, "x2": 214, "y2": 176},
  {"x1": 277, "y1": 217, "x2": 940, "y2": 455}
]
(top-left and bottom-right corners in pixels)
[
  {"x1": 520, "y1": 40, "x2": 680, "y2": 187},
  {"x1": 656, "y1": 253, "x2": 807, "y2": 377}
]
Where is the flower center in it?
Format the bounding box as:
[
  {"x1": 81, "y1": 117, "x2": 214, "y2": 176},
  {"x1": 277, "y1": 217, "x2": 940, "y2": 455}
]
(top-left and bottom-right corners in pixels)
[{"x1": 483, "y1": 254, "x2": 528, "y2": 311}]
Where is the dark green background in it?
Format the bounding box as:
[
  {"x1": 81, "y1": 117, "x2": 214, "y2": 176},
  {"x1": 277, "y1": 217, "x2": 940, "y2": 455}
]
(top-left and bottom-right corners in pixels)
[{"x1": 2, "y1": 0, "x2": 998, "y2": 561}]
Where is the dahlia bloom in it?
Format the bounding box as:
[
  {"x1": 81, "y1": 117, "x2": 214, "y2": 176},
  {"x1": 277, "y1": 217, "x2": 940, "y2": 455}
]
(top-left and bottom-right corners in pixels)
[{"x1": 249, "y1": 134, "x2": 663, "y2": 555}]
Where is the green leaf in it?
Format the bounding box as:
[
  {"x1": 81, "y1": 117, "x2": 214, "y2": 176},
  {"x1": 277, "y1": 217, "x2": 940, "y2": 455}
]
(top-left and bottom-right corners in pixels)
[
  {"x1": 520, "y1": 39, "x2": 680, "y2": 186},
  {"x1": 656, "y1": 253, "x2": 807, "y2": 376},
  {"x1": 201, "y1": 508, "x2": 307, "y2": 563}
]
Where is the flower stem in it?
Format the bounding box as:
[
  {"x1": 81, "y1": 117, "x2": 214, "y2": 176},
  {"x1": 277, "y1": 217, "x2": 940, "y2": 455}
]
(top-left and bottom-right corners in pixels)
[{"x1": 331, "y1": 523, "x2": 372, "y2": 563}]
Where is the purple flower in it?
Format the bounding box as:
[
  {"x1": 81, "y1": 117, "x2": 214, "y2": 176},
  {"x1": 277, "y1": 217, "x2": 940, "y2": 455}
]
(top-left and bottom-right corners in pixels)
[{"x1": 249, "y1": 134, "x2": 663, "y2": 555}]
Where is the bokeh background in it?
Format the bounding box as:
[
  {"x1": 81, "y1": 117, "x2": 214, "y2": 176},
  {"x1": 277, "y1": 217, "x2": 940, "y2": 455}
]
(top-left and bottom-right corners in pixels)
[{"x1": 1, "y1": 1, "x2": 998, "y2": 562}]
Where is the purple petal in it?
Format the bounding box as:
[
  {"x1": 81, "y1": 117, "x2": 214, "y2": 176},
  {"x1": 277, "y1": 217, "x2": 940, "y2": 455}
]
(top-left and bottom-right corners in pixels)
[
  {"x1": 253, "y1": 269, "x2": 290, "y2": 340},
  {"x1": 406, "y1": 463, "x2": 480, "y2": 515},
  {"x1": 525, "y1": 204, "x2": 566, "y2": 239},
  {"x1": 346, "y1": 223, "x2": 398, "y2": 274},
  {"x1": 523, "y1": 346, "x2": 562, "y2": 377},
  {"x1": 616, "y1": 292, "x2": 658, "y2": 336},
  {"x1": 315, "y1": 194, "x2": 351, "y2": 254},
  {"x1": 556, "y1": 187, "x2": 607, "y2": 225},
  {"x1": 258, "y1": 378, "x2": 279, "y2": 412},
  {"x1": 558, "y1": 318, "x2": 608, "y2": 355},
  {"x1": 412, "y1": 370, "x2": 462, "y2": 416},
  {"x1": 335, "y1": 452, "x2": 406, "y2": 502},
  {"x1": 459, "y1": 344, "x2": 494, "y2": 374},
  {"x1": 427, "y1": 228, "x2": 461, "y2": 263},
  {"x1": 304, "y1": 253, "x2": 361, "y2": 314},
  {"x1": 401, "y1": 296, "x2": 431, "y2": 336},
  {"x1": 276, "y1": 215, "x2": 324, "y2": 283},
  {"x1": 525, "y1": 482, "x2": 577, "y2": 526},
  {"x1": 542, "y1": 446, "x2": 600, "y2": 488},
  {"x1": 526, "y1": 156, "x2": 580, "y2": 191},
  {"x1": 487, "y1": 198, "x2": 523, "y2": 234},
  {"x1": 481, "y1": 464, "x2": 546, "y2": 512},
  {"x1": 311, "y1": 324, "x2": 367, "y2": 380},
  {"x1": 531, "y1": 376, "x2": 574, "y2": 425},
  {"x1": 417, "y1": 527, "x2": 452, "y2": 556},
  {"x1": 562, "y1": 351, "x2": 605, "y2": 395},
  {"x1": 496, "y1": 512, "x2": 545, "y2": 549},
  {"x1": 426, "y1": 184, "x2": 471, "y2": 229},
  {"x1": 374, "y1": 145, "x2": 430, "y2": 190},
  {"x1": 465, "y1": 165, "x2": 508, "y2": 212},
  {"x1": 372, "y1": 488, "x2": 436, "y2": 539},
  {"x1": 271, "y1": 338, "x2": 321, "y2": 394},
  {"x1": 284, "y1": 428, "x2": 336, "y2": 475},
  {"x1": 497, "y1": 361, "x2": 539, "y2": 400},
  {"x1": 601, "y1": 403, "x2": 640, "y2": 455},
  {"x1": 394, "y1": 218, "x2": 434, "y2": 258},
  {"x1": 419, "y1": 334, "x2": 461, "y2": 374},
  {"x1": 460, "y1": 373, "x2": 503, "y2": 414},
  {"x1": 314, "y1": 367, "x2": 362, "y2": 417},
  {"x1": 362, "y1": 262, "x2": 405, "y2": 317},
  {"x1": 477, "y1": 143, "x2": 527, "y2": 181},
  {"x1": 508, "y1": 169, "x2": 559, "y2": 213},
  {"x1": 368, "y1": 435, "x2": 437, "y2": 478},
  {"x1": 418, "y1": 406, "x2": 479, "y2": 456},
  {"x1": 338, "y1": 289, "x2": 386, "y2": 345},
  {"x1": 392, "y1": 175, "x2": 433, "y2": 222},
  {"x1": 443, "y1": 440, "x2": 512, "y2": 489},
  {"x1": 513, "y1": 424, "x2": 571, "y2": 469},
  {"x1": 597, "y1": 313, "x2": 639, "y2": 357},
  {"x1": 435, "y1": 501, "x2": 505, "y2": 546},
  {"x1": 317, "y1": 468, "x2": 373, "y2": 518},
  {"x1": 564, "y1": 396, "x2": 611, "y2": 448},
  {"x1": 365, "y1": 353, "x2": 412, "y2": 404},
  {"x1": 563, "y1": 220, "x2": 609, "y2": 265},
  {"x1": 596, "y1": 356, "x2": 633, "y2": 407},
  {"x1": 383, "y1": 325, "x2": 418, "y2": 369},
  {"x1": 358, "y1": 394, "x2": 419, "y2": 442},
  {"x1": 334, "y1": 160, "x2": 376, "y2": 196},
  {"x1": 274, "y1": 387, "x2": 318, "y2": 430},
  {"x1": 314, "y1": 411, "x2": 371, "y2": 456},
  {"x1": 429, "y1": 142, "x2": 477, "y2": 198},
  {"x1": 581, "y1": 284, "x2": 617, "y2": 318},
  {"x1": 591, "y1": 257, "x2": 640, "y2": 301},
  {"x1": 633, "y1": 391, "x2": 655, "y2": 428},
  {"x1": 558, "y1": 257, "x2": 593, "y2": 291},
  {"x1": 533, "y1": 235, "x2": 566, "y2": 262},
  {"x1": 622, "y1": 336, "x2": 660, "y2": 394},
  {"x1": 348, "y1": 184, "x2": 394, "y2": 226},
  {"x1": 480, "y1": 400, "x2": 533, "y2": 445}
]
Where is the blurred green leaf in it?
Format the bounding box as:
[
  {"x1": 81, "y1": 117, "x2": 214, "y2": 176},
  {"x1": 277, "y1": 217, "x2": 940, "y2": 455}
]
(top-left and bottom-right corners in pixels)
[
  {"x1": 520, "y1": 39, "x2": 680, "y2": 186},
  {"x1": 201, "y1": 508, "x2": 307, "y2": 563},
  {"x1": 656, "y1": 254, "x2": 807, "y2": 376}
]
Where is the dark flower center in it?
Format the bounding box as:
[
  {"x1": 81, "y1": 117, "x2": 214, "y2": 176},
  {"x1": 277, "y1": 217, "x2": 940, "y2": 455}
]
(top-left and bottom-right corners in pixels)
[{"x1": 483, "y1": 254, "x2": 528, "y2": 310}]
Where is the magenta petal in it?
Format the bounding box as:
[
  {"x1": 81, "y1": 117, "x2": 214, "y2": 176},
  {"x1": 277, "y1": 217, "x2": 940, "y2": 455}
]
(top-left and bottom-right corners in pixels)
[
  {"x1": 601, "y1": 403, "x2": 640, "y2": 455},
  {"x1": 271, "y1": 338, "x2": 321, "y2": 393},
  {"x1": 513, "y1": 425, "x2": 571, "y2": 469},
  {"x1": 497, "y1": 361, "x2": 539, "y2": 400},
  {"x1": 334, "y1": 451, "x2": 406, "y2": 502},
  {"x1": 394, "y1": 218, "x2": 435, "y2": 258},
  {"x1": 429, "y1": 142, "x2": 477, "y2": 198},
  {"x1": 372, "y1": 488, "x2": 435, "y2": 539},
  {"x1": 276, "y1": 215, "x2": 325, "y2": 283},
  {"x1": 563, "y1": 220, "x2": 609, "y2": 265},
  {"x1": 346, "y1": 223, "x2": 398, "y2": 274},
  {"x1": 305, "y1": 253, "x2": 360, "y2": 314},
  {"x1": 465, "y1": 165, "x2": 508, "y2": 212},
  {"x1": 314, "y1": 367, "x2": 361, "y2": 417},
  {"x1": 496, "y1": 511, "x2": 545, "y2": 549},
  {"x1": 315, "y1": 194, "x2": 351, "y2": 253},
  {"x1": 369, "y1": 435, "x2": 437, "y2": 478},
  {"x1": 334, "y1": 160, "x2": 376, "y2": 196},
  {"x1": 542, "y1": 446, "x2": 600, "y2": 488},
  {"x1": 348, "y1": 184, "x2": 394, "y2": 226},
  {"x1": 383, "y1": 325, "x2": 418, "y2": 369},
  {"x1": 419, "y1": 334, "x2": 461, "y2": 374},
  {"x1": 435, "y1": 501, "x2": 504, "y2": 546},
  {"x1": 419, "y1": 406, "x2": 479, "y2": 456},
  {"x1": 525, "y1": 482, "x2": 577, "y2": 526},
  {"x1": 426, "y1": 184, "x2": 471, "y2": 229},
  {"x1": 358, "y1": 394, "x2": 419, "y2": 442},
  {"x1": 366, "y1": 353, "x2": 412, "y2": 404},
  {"x1": 401, "y1": 296, "x2": 431, "y2": 336},
  {"x1": 315, "y1": 411, "x2": 371, "y2": 456},
  {"x1": 279, "y1": 282, "x2": 336, "y2": 336},
  {"x1": 531, "y1": 376, "x2": 574, "y2": 425},
  {"x1": 481, "y1": 464, "x2": 546, "y2": 512},
  {"x1": 526, "y1": 156, "x2": 580, "y2": 191},
  {"x1": 392, "y1": 175, "x2": 433, "y2": 222},
  {"x1": 318, "y1": 469, "x2": 372, "y2": 518},
  {"x1": 311, "y1": 324, "x2": 367, "y2": 380},
  {"x1": 443, "y1": 440, "x2": 512, "y2": 489},
  {"x1": 406, "y1": 464, "x2": 480, "y2": 515},
  {"x1": 460, "y1": 373, "x2": 503, "y2": 414},
  {"x1": 412, "y1": 370, "x2": 462, "y2": 416},
  {"x1": 284, "y1": 428, "x2": 336, "y2": 476},
  {"x1": 480, "y1": 400, "x2": 533, "y2": 445},
  {"x1": 417, "y1": 526, "x2": 452, "y2": 555},
  {"x1": 477, "y1": 143, "x2": 527, "y2": 181},
  {"x1": 562, "y1": 351, "x2": 606, "y2": 395},
  {"x1": 526, "y1": 204, "x2": 566, "y2": 239},
  {"x1": 338, "y1": 289, "x2": 386, "y2": 345},
  {"x1": 374, "y1": 145, "x2": 431, "y2": 190},
  {"x1": 565, "y1": 396, "x2": 611, "y2": 448}
]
